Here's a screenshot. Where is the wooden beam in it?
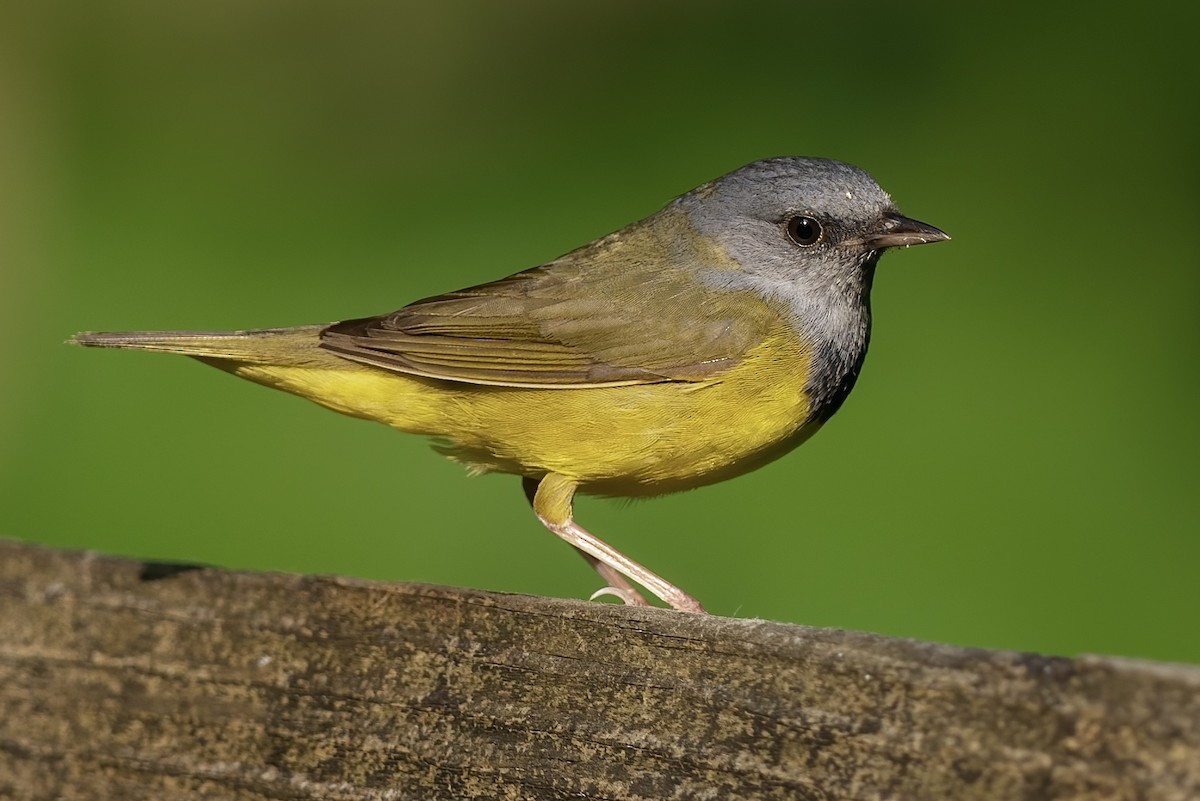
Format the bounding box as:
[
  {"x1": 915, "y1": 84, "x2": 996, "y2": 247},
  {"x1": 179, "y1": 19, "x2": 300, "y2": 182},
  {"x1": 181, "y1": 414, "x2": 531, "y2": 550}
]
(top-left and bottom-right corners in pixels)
[{"x1": 0, "y1": 539, "x2": 1197, "y2": 800}]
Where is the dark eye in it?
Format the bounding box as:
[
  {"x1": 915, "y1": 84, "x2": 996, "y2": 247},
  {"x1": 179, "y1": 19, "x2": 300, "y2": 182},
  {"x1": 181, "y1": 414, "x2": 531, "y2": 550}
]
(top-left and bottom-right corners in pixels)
[{"x1": 786, "y1": 215, "x2": 822, "y2": 246}]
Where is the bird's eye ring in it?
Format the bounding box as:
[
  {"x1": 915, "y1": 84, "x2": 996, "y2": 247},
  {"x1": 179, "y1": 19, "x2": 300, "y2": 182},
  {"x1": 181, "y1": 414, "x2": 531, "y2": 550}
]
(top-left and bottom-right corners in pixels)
[{"x1": 785, "y1": 216, "x2": 822, "y2": 247}]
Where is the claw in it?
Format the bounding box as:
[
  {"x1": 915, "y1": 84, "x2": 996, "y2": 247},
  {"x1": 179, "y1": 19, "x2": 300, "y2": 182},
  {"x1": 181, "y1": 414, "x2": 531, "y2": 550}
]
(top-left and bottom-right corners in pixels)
[{"x1": 589, "y1": 586, "x2": 650, "y2": 606}]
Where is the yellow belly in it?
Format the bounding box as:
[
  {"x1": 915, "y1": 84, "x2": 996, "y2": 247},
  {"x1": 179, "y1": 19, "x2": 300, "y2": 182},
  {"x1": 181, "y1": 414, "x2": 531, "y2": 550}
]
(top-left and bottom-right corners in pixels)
[{"x1": 230, "y1": 326, "x2": 818, "y2": 498}]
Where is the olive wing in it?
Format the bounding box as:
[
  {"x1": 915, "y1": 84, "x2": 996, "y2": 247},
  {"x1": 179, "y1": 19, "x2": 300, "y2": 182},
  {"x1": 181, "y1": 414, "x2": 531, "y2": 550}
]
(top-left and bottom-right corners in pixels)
[{"x1": 320, "y1": 262, "x2": 774, "y2": 389}]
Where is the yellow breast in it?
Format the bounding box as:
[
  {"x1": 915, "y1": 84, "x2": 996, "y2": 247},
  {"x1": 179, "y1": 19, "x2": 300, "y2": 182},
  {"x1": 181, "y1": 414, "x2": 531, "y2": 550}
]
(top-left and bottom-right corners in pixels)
[{"x1": 423, "y1": 323, "x2": 817, "y2": 496}]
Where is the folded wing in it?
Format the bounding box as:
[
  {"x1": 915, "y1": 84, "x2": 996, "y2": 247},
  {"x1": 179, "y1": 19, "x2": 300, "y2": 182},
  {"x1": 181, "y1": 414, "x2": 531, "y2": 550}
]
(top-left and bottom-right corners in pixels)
[{"x1": 320, "y1": 256, "x2": 776, "y2": 389}]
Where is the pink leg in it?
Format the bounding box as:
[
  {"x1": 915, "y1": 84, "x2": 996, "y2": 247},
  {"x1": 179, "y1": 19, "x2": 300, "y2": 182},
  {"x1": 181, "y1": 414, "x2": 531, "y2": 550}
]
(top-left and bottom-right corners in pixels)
[{"x1": 524, "y1": 475, "x2": 707, "y2": 614}]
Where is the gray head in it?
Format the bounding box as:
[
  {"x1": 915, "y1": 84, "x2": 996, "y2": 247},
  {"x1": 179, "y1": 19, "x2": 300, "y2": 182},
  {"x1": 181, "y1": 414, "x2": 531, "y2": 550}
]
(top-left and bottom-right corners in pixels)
[
  {"x1": 677, "y1": 157, "x2": 946, "y2": 290},
  {"x1": 677, "y1": 156, "x2": 948, "y2": 420}
]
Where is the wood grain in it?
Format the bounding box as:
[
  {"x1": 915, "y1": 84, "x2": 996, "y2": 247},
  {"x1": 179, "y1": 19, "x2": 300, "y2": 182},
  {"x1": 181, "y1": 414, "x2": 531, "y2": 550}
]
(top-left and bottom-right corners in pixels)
[{"x1": 0, "y1": 539, "x2": 1196, "y2": 800}]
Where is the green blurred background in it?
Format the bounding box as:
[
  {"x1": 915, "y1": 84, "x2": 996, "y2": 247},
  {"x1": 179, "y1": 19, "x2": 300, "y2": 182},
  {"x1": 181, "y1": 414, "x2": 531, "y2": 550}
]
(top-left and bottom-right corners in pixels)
[{"x1": 2, "y1": 2, "x2": 1197, "y2": 663}]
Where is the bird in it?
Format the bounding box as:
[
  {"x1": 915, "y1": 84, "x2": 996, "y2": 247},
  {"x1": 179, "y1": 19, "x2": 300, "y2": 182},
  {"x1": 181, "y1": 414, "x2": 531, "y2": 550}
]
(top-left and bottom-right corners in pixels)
[{"x1": 71, "y1": 157, "x2": 948, "y2": 613}]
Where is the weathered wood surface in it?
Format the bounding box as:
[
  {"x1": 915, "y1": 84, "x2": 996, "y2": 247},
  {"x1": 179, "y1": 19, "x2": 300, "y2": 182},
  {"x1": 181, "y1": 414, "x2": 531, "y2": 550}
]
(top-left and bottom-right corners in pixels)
[{"x1": 0, "y1": 539, "x2": 1197, "y2": 800}]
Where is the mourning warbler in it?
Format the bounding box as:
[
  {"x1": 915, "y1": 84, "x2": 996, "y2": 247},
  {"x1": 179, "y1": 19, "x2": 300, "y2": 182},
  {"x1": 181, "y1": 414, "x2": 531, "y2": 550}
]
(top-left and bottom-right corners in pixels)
[{"x1": 71, "y1": 157, "x2": 949, "y2": 613}]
